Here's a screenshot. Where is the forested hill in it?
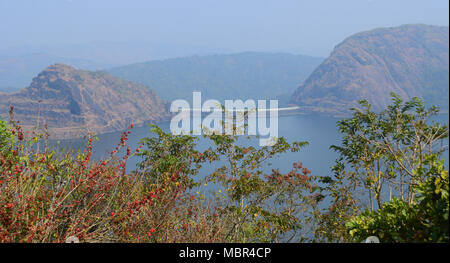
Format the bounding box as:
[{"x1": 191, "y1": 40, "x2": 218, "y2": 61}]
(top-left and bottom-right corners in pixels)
[
  {"x1": 0, "y1": 64, "x2": 169, "y2": 138},
  {"x1": 107, "y1": 52, "x2": 323, "y2": 104}
]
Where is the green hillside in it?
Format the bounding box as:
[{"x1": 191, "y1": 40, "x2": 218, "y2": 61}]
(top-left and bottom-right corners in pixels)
[{"x1": 107, "y1": 52, "x2": 323, "y2": 105}]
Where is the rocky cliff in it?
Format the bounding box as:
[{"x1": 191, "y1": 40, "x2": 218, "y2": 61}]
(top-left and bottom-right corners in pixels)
[
  {"x1": 291, "y1": 24, "x2": 449, "y2": 116},
  {"x1": 0, "y1": 64, "x2": 169, "y2": 138}
]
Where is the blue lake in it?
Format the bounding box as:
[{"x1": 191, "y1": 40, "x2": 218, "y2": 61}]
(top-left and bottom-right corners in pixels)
[{"x1": 54, "y1": 113, "x2": 449, "y2": 184}]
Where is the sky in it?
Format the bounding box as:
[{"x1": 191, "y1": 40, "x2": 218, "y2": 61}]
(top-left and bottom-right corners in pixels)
[{"x1": 0, "y1": 0, "x2": 448, "y2": 63}]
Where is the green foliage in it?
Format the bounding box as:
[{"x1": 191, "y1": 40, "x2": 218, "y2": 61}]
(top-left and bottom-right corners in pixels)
[
  {"x1": 137, "y1": 124, "x2": 204, "y2": 189},
  {"x1": 316, "y1": 93, "x2": 449, "y2": 242},
  {"x1": 1, "y1": 94, "x2": 448, "y2": 243},
  {"x1": 202, "y1": 133, "x2": 318, "y2": 242},
  {"x1": 330, "y1": 93, "x2": 447, "y2": 209},
  {"x1": 414, "y1": 154, "x2": 449, "y2": 242},
  {"x1": 346, "y1": 198, "x2": 420, "y2": 242},
  {"x1": 346, "y1": 154, "x2": 449, "y2": 242},
  {"x1": 135, "y1": 124, "x2": 321, "y2": 242},
  {"x1": 0, "y1": 120, "x2": 15, "y2": 154}
]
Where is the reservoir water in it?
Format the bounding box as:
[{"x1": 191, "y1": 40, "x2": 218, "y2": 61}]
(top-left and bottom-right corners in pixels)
[{"x1": 55, "y1": 113, "x2": 449, "y2": 186}]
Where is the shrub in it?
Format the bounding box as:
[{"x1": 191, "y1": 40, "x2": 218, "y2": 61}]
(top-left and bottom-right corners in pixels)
[
  {"x1": 0, "y1": 117, "x2": 319, "y2": 242},
  {"x1": 346, "y1": 154, "x2": 449, "y2": 242},
  {"x1": 315, "y1": 94, "x2": 449, "y2": 242}
]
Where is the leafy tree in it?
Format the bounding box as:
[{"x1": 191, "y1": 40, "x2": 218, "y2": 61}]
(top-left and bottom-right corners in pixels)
[
  {"x1": 135, "y1": 122, "x2": 321, "y2": 242},
  {"x1": 137, "y1": 124, "x2": 204, "y2": 189},
  {"x1": 316, "y1": 93, "x2": 448, "y2": 242},
  {"x1": 346, "y1": 154, "x2": 448, "y2": 242},
  {"x1": 202, "y1": 134, "x2": 320, "y2": 242},
  {"x1": 331, "y1": 93, "x2": 447, "y2": 208}
]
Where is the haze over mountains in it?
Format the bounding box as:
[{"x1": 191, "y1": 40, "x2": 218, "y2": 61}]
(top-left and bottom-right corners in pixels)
[
  {"x1": 0, "y1": 42, "x2": 231, "y2": 70},
  {"x1": 0, "y1": 42, "x2": 236, "y2": 93},
  {"x1": 0, "y1": 64, "x2": 168, "y2": 138},
  {"x1": 291, "y1": 24, "x2": 449, "y2": 116},
  {"x1": 0, "y1": 24, "x2": 448, "y2": 138},
  {"x1": 107, "y1": 52, "x2": 324, "y2": 104}
]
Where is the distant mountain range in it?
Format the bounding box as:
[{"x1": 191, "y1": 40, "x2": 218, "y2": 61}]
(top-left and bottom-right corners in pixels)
[
  {"x1": 107, "y1": 52, "x2": 324, "y2": 105},
  {"x1": 291, "y1": 24, "x2": 449, "y2": 116},
  {"x1": 0, "y1": 64, "x2": 168, "y2": 138},
  {"x1": 0, "y1": 25, "x2": 448, "y2": 138},
  {"x1": 0, "y1": 42, "x2": 234, "y2": 69}
]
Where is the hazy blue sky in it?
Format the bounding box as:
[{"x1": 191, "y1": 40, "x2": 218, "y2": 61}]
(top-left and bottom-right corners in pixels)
[{"x1": 0, "y1": 0, "x2": 448, "y2": 61}]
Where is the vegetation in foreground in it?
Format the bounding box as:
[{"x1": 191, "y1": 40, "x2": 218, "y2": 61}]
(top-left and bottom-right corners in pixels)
[{"x1": 0, "y1": 94, "x2": 448, "y2": 242}]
